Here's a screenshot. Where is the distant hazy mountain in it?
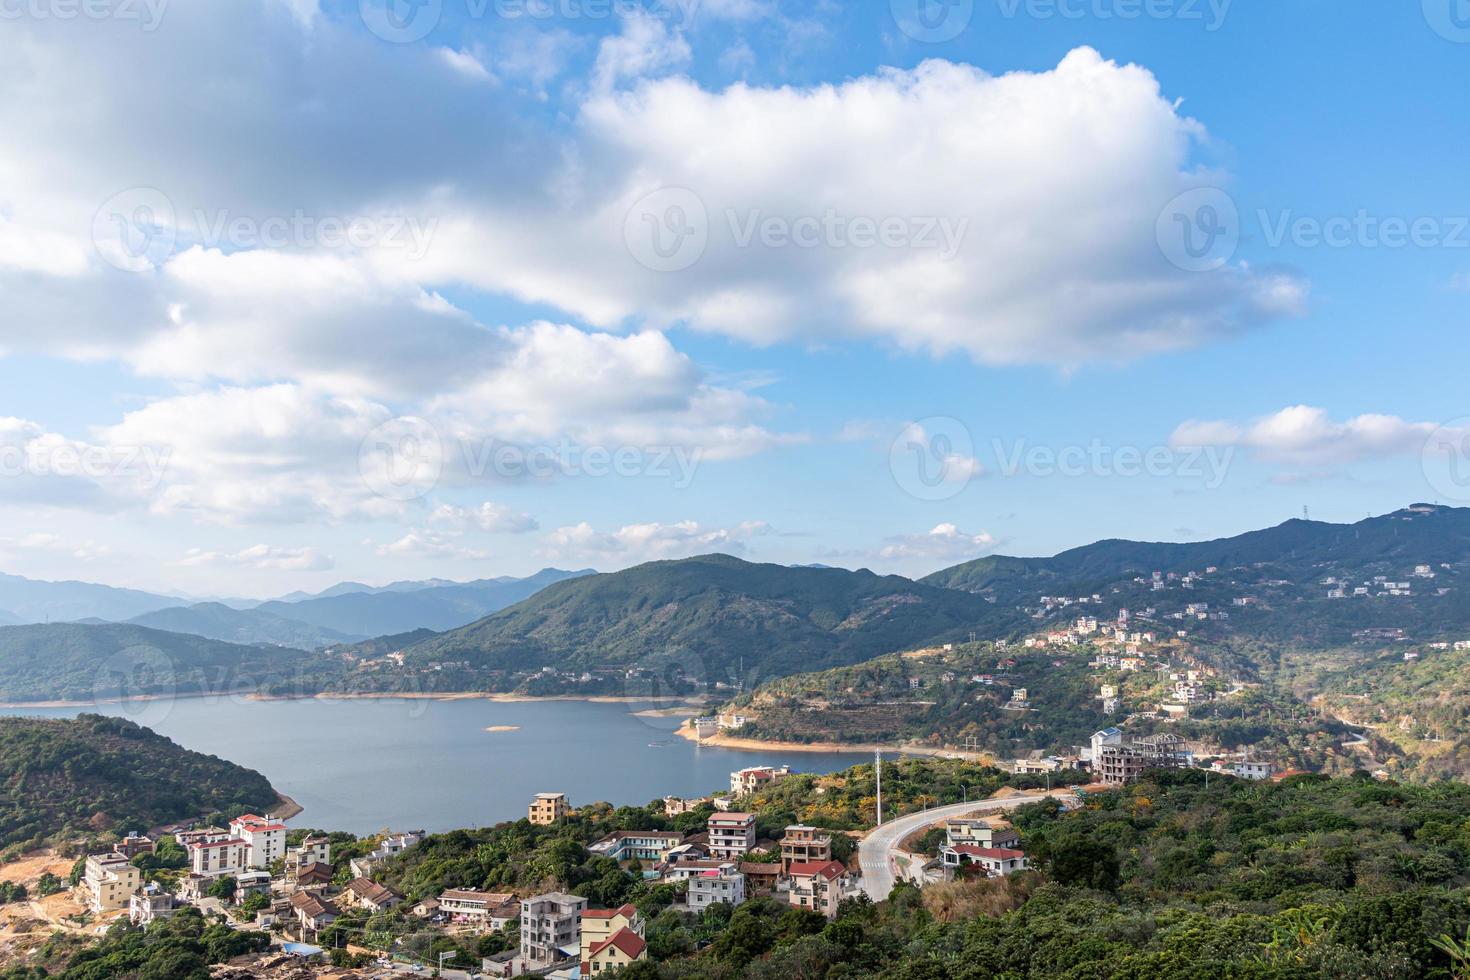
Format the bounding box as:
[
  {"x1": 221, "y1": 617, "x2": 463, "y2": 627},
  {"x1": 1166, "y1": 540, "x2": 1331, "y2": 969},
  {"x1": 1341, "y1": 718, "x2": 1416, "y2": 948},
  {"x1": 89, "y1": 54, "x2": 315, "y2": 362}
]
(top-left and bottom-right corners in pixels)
[
  {"x1": 0, "y1": 622, "x2": 317, "y2": 703},
  {"x1": 126, "y1": 602, "x2": 366, "y2": 648},
  {"x1": 254, "y1": 568, "x2": 595, "y2": 635},
  {"x1": 401, "y1": 555, "x2": 1017, "y2": 683},
  {"x1": 0, "y1": 572, "x2": 179, "y2": 624},
  {"x1": 923, "y1": 504, "x2": 1470, "y2": 596}
]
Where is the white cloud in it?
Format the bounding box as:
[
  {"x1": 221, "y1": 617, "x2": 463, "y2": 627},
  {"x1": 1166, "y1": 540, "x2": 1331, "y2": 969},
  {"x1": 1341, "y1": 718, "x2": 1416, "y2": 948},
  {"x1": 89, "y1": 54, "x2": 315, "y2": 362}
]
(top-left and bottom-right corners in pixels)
[
  {"x1": 591, "y1": 12, "x2": 692, "y2": 91},
  {"x1": 437, "y1": 47, "x2": 493, "y2": 81},
  {"x1": 877, "y1": 523, "x2": 996, "y2": 562},
  {"x1": 180, "y1": 544, "x2": 334, "y2": 571},
  {"x1": 429, "y1": 502, "x2": 539, "y2": 534},
  {"x1": 0, "y1": 533, "x2": 113, "y2": 563},
  {"x1": 374, "y1": 530, "x2": 490, "y2": 561},
  {"x1": 540, "y1": 519, "x2": 773, "y2": 562},
  {"x1": 425, "y1": 48, "x2": 1303, "y2": 366},
  {"x1": 1171, "y1": 405, "x2": 1454, "y2": 465}
]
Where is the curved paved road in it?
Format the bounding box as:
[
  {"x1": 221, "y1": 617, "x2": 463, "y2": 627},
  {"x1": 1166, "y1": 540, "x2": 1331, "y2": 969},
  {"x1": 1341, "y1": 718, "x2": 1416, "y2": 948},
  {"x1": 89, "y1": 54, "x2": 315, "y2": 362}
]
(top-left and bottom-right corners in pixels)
[{"x1": 858, "y1": 791, "x2": 1077, "y2": 901}]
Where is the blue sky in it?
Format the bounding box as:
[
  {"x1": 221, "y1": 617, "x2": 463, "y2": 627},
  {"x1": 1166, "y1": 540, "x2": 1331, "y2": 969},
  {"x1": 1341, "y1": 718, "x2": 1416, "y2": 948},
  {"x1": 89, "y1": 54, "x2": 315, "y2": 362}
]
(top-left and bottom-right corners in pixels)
[{"x1": 0, "y1": 0, "x2": 1467, "y2": 596}]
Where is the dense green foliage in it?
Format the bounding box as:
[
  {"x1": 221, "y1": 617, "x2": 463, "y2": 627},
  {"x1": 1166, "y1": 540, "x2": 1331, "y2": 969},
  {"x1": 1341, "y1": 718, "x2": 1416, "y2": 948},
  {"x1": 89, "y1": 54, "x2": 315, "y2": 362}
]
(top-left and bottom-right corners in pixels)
[
  {"x1": 6, "y1": 907, "x2": 268, "y2": 979},
  {"x1": 625, "y1": 770, "x2": 1470, "y2": 979},
  {"x1": 402, "y1": 555, "x2": 1027, "y2": 691},
  {"x1": 0, "y1": 715, "x2": 280, "y2": 847},
  {"x1": 0, "y1": 623, "x2": 320, "y2": 703}
]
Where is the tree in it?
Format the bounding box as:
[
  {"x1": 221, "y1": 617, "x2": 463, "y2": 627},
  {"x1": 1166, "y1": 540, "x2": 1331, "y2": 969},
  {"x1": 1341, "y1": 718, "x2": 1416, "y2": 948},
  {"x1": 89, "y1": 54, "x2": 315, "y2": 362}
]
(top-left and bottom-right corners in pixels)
[
  {"x1": 1045, "y1": 836, "x2": 1120, "y2": 891},
  {"x1": 206, "y1": 876, "x2": 237, "y2": 903}
]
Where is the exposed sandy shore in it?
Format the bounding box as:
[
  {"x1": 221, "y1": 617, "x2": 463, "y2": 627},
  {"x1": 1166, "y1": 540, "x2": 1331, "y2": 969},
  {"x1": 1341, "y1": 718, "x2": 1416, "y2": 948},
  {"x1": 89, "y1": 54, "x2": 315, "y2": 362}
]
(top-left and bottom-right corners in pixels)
[
  {"x1": 674, "y1": 720, "x2": 992, "y2": 761},
  {"x1": 272, "y1": 793, "x2": 304, "y2": 821},
  {"x1": 1, "y1": 689, "x2": 708, "y2": 709},
  {"x1": 484, "y1": 725, "x2": 521, "y2": 732},
  {"x1": 245, "y1": 691, "x2": 697, "y2": 705}
]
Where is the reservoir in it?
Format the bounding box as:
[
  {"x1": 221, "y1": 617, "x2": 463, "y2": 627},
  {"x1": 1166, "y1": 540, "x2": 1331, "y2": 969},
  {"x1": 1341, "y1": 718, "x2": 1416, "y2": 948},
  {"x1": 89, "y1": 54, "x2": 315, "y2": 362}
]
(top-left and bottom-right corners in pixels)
[{"x1": 2, "y1": 696, "x2": 868, "y2": 834}]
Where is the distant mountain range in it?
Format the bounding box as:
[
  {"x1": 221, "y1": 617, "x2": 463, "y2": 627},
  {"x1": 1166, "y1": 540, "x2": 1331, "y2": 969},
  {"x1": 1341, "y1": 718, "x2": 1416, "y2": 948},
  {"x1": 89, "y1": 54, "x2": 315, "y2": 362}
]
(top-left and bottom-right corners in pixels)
[
  {"x1": 246, "y1": 568, "x2": 595, "y2": 637},
  {"x1": 0, "y1": 568, "x2": 593, "y2": 647},
  {"x1": 0, "y1": 572, "x2": 181, "y2": 624},
  {"x1": 125, "y1": 602, "x2": 365, "y2": 649}
]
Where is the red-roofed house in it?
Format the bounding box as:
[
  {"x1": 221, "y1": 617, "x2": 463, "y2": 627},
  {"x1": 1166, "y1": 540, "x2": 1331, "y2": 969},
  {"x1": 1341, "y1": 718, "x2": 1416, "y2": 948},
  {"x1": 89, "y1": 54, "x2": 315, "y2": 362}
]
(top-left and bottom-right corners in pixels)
[
  {"x1": 581, "y1": 926, "x2": 647, "y2": 975},
  {"x1": 787, "y1": 860, "x2": 852, "y2": 919},
  {"x1": 581, "y1": 904, "x2": 643, "y2": 964},
  {"x1": 230, "y1": 814, "x2": 287, "y2": 868},
  {"x1": 940, "y1": 845, "x2": 1029, "y2": 877}
]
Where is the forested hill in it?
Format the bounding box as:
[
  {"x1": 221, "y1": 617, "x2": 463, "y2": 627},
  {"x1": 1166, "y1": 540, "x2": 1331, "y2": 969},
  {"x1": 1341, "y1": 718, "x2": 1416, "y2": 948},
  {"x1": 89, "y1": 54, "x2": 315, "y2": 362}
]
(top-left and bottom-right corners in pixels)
[
  {"x1": 0, "y1": 622, "x2": 319, "y2": 703},
  {"x1": 923, "y1": 504, "x2": 1470, "y2": 596},
  {"x1": 0, "y1": 714, "x2": 281, "y2": 847},
  {"x1": 400, "y1": 554, "x2": 1025, "y2": 686}
]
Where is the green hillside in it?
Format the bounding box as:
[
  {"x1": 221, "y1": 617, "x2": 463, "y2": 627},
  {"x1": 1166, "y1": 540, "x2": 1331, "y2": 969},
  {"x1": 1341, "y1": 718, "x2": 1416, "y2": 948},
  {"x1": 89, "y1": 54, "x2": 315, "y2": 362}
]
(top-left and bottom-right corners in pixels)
[
  {"x1": 126, "y1": 601, "x2": 364, "y2": 648},
  {"x1": 0, "y1": 714, "x2": 280, "y2": 847},
  {"x1": 0, "y1": 622, "x2": 324, "y2": 703},
  {"x1": 401, "y1": 554, "x2": 1024, "y2": 689}
]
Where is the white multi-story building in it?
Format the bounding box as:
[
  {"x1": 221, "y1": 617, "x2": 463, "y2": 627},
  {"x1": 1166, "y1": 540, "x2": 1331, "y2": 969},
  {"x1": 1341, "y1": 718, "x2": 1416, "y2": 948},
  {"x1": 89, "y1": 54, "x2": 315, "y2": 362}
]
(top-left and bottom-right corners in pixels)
[
  {"x1": 189, "y1": 837, "x2": 249, "y2": 876},
  {"x1": 707, "y1": 812, "x2": 756, "y2": 859},
  {"x1": 229, "y1": 814, "x2": 287, "y2": 868},
  {"x1": 521, "y1": 892, "x2": 588, "y2": 970},
  {"x1": 687, "y1": 866, "x2": 746, "y2": 910}
]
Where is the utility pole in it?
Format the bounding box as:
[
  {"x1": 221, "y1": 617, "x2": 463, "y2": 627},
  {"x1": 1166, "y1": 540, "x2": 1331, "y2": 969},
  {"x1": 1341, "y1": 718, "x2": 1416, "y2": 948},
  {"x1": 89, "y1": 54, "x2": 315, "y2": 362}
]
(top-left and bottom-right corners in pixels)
[{"x1": 874, "y1": 750, "x2": 883, "y2": 827}]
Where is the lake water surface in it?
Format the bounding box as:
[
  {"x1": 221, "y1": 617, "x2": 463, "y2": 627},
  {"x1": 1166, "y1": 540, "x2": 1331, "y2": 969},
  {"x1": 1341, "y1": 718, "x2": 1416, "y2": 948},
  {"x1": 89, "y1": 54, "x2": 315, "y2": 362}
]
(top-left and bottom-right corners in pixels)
[{"x1": 2, "y1": 697, "x2": 867, "y2": 834}]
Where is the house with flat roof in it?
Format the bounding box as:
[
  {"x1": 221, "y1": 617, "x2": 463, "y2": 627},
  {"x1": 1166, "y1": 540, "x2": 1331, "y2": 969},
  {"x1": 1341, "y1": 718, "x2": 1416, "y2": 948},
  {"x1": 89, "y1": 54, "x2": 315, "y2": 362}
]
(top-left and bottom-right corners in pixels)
[
  {"x1": 687, "y1": 866, "x2": 746, "y2": 911},
  {"x1": 529, "y1": 793, "x2": 569, "y2": 825},
  {"x1": 589, "y1": 830, "x2": 685, "y2": 863},
  {"x1": 521, "y1": 892, "x2": 588, "y2": 970},
  {"x1": 84, "y1": 853, "x2": 139, "y2": 913},
  {"x1": 708, "y1": 812, "x2": 756, "y2": 859},
  {"x1": 779, "y1": 825, "x2": 832, "y2": 872}
]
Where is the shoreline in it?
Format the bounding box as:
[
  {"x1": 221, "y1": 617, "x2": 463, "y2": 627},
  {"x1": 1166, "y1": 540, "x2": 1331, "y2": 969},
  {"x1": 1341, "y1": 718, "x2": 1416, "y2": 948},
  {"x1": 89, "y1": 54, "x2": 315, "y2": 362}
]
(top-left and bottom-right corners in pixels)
[
  {"x1": 0, "y1": 691, "x2": 707, "y2": 709},
  {"x1": 272, "y1": 792, "x2": 304, "y2": 821},
  {"x1": 674, "y1": 721, "x2": 992, "y2": 761}
]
